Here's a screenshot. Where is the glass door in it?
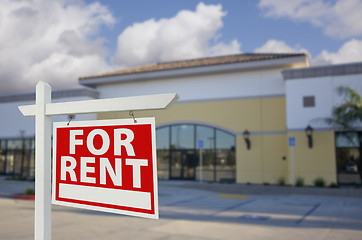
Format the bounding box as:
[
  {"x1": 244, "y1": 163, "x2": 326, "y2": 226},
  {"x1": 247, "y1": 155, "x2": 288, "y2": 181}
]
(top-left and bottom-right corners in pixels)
[
  {"x1": 170, "y1": 150, "x2": 195, "y2": 180},
  {"x1": 335, "y1": 132, "x2": 362, "y2": 185},
  {"x1": 336, "y1": 148, "x2": 361, "y2": 185},
  {"x1": 0, "y1": 149, "x2": 5, "y2": 174}
]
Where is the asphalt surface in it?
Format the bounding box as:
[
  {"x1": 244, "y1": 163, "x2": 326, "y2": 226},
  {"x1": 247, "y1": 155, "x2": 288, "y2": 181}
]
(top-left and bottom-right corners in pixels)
[{"x1": 0, "y1": 177, "x2": 362, "y2": 239}]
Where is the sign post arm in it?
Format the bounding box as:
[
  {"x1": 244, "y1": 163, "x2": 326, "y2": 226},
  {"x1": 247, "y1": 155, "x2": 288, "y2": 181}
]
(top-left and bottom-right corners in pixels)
[
  {"x1": 18, "y1": 93, "x2": 179, "y2": 117},
  {"x1": 35, "y1": 81, "x2": 52, "y2": 240}
]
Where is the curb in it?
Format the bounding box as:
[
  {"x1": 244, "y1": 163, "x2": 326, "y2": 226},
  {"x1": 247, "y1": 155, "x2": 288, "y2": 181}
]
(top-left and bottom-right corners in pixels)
[
  {"x1": 182, "y1": 182, "x2": 362, "y2": 198},
  {"x1": 12, "y1": 194, "x2": 35, "y2": 200}
]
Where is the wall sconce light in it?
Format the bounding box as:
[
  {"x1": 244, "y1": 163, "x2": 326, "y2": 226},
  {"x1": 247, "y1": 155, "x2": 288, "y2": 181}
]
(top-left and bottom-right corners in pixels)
[
  {"x1": 243, "y1": 129, "x2": 251, "y2": 150},
  {"x1": 305, "y1": 125, "x2": 313, "y2": 148}
]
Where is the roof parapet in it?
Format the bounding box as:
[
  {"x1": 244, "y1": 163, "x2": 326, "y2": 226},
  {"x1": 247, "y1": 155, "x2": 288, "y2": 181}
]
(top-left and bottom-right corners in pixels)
[{"x1": 282, "y1": 62, "x2": 362, "y2": 80}]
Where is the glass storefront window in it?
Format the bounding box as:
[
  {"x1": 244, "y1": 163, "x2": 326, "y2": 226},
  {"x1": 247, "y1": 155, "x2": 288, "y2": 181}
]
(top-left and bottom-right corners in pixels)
[
  {"x1": 335, "y1": 132, "x2": 361, "y2": 185},
  {"x1": 5, "y1": 152, "x2": 14, "y2": 174},
  {"x1": 195, "y1": 149, "x2": 214, "y2": 182},
  {"x1": 0, "y1": 140, "x2": 6, "y2": 150},
  {"x1": 12, "y1": 151, "x2": 23, "y2": 175},
  {"x1": 216, "y1": 130, "x2": 235, "y2": 150},
  {"x1": 25, "y1": 139, "x2": 35, "y2": 150},
  {"x1": 7, "y1": 140, "x2": 23, "y2": 150},
  {"x1": 156, "y1": 123, "x2": 236, "y2": 182},
  {"x1": 0, "y1": 149, "x2": 5, "y2": 174},
  {"x1": 336, "y1": 148, "x2": 361, "y2": 185},
  {"x1": 336, "y1": 132, "x2": 359, "y2": 148},
  {"x1": 157, "y1": 150, "x2": 169, "y2": 180},
  {"x1": 156, "y1": 127, "x2": 169, "y2": 150},
  {"x1": 0, "y1": 138, "x2": 35, "y2": 177},
  {"x1": 29, "y1": 150, "x2": 35, "y2": 178},
  {"x1": 171, "y1": 125, "x2": 195, "y2": 149},
  {"x1": 196, "y1": 126, "x2": 214, "y2": 149},
  {"x1": 215, "y1": 149, "x2": 236, "y2": 182}
]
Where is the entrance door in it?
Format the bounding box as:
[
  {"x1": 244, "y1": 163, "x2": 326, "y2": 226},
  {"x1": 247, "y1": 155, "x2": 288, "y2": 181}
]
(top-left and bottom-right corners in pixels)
[
  {"x1": 5, "y1": 150, "x2": 23, "y2": 176},
  {"x1": 170, "y1": 150, "x2": 195, "y2": 180},
  {"x1": 336, "y1": 132, "x2": 362, "y2": 185},
  {"x1": 0, "y1": 149, "x2": 5, "y2": 174},
  {"x1": 336, "y1": 148, "x2": 361, "y2": 185}
]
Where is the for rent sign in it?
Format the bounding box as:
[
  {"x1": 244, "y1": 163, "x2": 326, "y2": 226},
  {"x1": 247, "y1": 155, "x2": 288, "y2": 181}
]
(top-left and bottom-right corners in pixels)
[{"x1": 52, "y1": 118, "x2": 158, "y2": 219}]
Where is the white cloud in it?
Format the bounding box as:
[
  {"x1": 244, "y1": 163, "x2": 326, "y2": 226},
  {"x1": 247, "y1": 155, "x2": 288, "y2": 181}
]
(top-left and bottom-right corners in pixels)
[
  {"x1": 313, "y1": 39, "x2": 362, "y2": 65},
  {"x1": 258, "y1": 0, "x2": 362, "y2": 39},
  {"x1": 254, "y1": 38, "x2": 362, "y2": 66},
  {"x1": 24, "y1": 53, "x2": 109, "y2": 89},
  {"x1": 208, "y1": 40, "x2": 241, "y2": 57},
  {"x1": 112, "y1": 3, "x2": 241, "y2": 68},
  {"x1": 1, "y1": 1, "x2": 242, "y2": 94},
  {"x1": 0, "y1": 0, "x2": 114, "y2": 94},
  {"x1": 254, "y1": 39, "x2": 308, "y2": 54}
]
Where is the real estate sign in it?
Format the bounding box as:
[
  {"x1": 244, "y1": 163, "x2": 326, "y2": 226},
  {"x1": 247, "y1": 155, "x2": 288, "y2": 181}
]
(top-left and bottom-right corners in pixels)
[{"x1": 52, "y1": 118, "x2": 158, "y2": 219}]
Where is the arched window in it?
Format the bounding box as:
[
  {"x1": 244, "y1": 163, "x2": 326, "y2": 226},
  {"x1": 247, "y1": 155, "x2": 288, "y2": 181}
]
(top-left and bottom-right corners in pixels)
[{"x1": 156, "y1": 124, "x2": 235, "y2": 182}]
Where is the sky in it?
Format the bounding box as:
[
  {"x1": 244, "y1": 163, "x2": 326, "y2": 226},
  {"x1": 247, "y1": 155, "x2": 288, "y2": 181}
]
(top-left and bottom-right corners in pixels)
[{"x1": 1, "y1": 0, "x2": 362, "y2": 94}]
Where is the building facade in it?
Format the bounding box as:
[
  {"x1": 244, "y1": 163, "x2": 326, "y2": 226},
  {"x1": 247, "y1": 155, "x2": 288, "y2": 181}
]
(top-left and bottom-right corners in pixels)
[
  {"x1": 1, "y1": 53, "x2": 361, "y2": 186},
  {"x1": 0, "y1": 88, "x2": 98, "y2": 178},
  {"x1": 283, "y1": 63, "x2": 362, "y2": 185}
]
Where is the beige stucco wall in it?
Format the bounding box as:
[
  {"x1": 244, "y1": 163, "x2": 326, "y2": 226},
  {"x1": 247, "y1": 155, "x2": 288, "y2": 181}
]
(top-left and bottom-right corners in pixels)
[
  {"x1": 98, "y1": 96, "x2": 336, "y2": 185},
  {"x1": 236, "y1": 134, "x2": 288, "y2": 184},
  {"x1": 99, "y1": 97, "x2": 287, "y2": 182},
  {"x1": 287, "y1": 131, "x2": 337, "y2": 186},
  {"x1": 98, "y1": 97, "x2": 286, "y2": 133}
]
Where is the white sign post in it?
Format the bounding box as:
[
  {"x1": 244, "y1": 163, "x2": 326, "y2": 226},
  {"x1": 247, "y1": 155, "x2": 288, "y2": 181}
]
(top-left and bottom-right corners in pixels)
[
  {"x1": 35, "y1": 82, "x2": 52, "y2": 240},
  {"x1": 19, "y1": 81, "x2": 179, "y2": 240}
]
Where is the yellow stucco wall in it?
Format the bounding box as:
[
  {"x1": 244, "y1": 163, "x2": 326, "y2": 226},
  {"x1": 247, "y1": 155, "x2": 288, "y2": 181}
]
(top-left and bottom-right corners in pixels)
[
  {"x1": 287, "y1": 131, "x2": 337, "y2": 186},
  {"x1": 236, "y1": 135, "x2": 263, "y2": 183},
  {"x1": 262, "y1": 135, "x2": 288, "y2": 183},
  {"x1": 236, "y1": 134, "x2": 288, "y2": 184},
  {"x1": 261, "y1": 97, "x2": 287, "y2": 132},
  {"x1": 98, "y1": 97, "x2": 336, "y2": 185},
  {"x1": 98, "y1": 97, "x2": 286, "y2": 133}
]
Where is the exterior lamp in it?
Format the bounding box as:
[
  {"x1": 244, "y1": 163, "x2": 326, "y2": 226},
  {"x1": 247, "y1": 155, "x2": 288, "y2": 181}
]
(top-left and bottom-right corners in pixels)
[
  {"x1": 243, "y1": 129, "x2": 251, "y2": 150},
  {"x1": 305, "y1": 125, "x2": 313, "y2": 148}
]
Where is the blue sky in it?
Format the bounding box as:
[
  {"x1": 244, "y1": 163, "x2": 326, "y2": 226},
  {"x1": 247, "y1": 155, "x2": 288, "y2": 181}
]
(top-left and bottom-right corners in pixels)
[
  {"x1": 94, "y1": 0, "x2": 340, "y2": 57},
  {"x1": 87, "y1": 0, "x2": 360, "y2": 64},
  {"x1": 1, "y1": 0, "x2": 362, "y2": 93}
]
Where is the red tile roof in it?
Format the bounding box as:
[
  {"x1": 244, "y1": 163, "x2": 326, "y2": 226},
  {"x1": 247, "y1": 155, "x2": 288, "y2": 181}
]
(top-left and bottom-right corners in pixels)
[{"x1": 79, "y1": 53, "x2": 307, "y2": 80}]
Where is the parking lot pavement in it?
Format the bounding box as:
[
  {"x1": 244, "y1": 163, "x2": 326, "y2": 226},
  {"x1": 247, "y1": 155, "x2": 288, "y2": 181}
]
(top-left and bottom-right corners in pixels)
[
  {"x1": 0, "y1": 180, "x2": 362, "y2": 239},
  {"x1": 0, "y1": 176, "x2": 34, "y2": 198}
]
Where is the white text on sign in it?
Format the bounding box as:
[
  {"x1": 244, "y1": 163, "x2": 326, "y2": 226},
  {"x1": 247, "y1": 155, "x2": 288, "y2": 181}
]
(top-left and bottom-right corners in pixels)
[{"x1": 61, "y1": 128, "x2": 148, "y2": 188}]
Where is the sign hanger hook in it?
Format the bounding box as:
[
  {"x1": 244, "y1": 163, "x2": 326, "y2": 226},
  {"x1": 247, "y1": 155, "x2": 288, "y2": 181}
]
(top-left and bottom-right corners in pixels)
[
  {"x1": 129, "y1": 111, "x2": 137, "y2": 123},
  {"x1": 67, "y1": 115, "x2": 74, "y2": 126}
]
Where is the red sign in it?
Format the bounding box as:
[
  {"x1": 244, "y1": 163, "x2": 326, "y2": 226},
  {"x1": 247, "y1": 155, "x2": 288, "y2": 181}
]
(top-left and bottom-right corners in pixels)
[{"x1": 52, "y1": 118, "x2": 158, "y2": 219}]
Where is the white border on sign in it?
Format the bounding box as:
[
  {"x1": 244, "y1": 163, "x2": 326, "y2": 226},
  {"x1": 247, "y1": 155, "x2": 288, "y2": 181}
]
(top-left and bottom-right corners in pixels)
[{"x1": 52, "y1": 117, "x2": 159, "y2": 219}]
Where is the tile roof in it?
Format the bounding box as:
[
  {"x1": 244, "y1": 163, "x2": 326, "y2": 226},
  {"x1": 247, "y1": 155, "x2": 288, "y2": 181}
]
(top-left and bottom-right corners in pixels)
[{"x1": 79, "y1": 53, "x2": 307, "y2": 80}]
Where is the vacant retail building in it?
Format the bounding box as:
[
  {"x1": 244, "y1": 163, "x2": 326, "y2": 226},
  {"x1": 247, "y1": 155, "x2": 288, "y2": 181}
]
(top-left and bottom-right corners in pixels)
[{"x1": 1, "y1": 53, "x2": 361, "y2": 186}]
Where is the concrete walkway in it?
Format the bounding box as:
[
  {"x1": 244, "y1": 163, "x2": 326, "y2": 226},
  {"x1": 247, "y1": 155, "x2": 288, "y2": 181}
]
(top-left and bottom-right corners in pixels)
[
  {"x1": 181, "y1": 181, "x2": 362, "y2": 198},
  {"x1": 1, "y1": 177, "x2": 362, "y2": 198},
  {"x1": 0, "y1": 178, "x2": 362, "y2": 239}
]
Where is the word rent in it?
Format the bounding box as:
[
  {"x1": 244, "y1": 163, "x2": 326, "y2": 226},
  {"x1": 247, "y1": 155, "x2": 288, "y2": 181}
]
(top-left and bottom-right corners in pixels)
[{"x1": 61, "y1": 128, "x2": 147, "y2": 188}]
